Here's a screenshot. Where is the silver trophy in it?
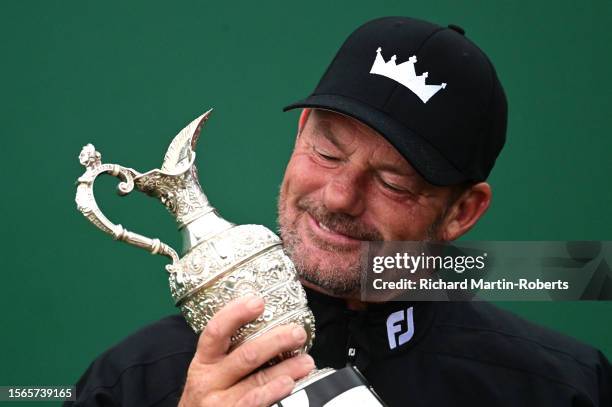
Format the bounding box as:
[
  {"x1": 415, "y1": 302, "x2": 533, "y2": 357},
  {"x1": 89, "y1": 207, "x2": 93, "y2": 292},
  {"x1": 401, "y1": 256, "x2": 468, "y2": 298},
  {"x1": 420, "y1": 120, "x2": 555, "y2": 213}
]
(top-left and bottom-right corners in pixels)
[{"x1": 75, "y1": 111, "x2": 384, "y2": 406}]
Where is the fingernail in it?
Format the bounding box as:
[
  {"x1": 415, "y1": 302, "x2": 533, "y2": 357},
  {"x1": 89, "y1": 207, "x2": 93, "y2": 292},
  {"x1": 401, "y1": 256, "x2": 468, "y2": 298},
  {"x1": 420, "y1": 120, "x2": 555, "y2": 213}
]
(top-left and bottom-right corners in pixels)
[
  {"x1": 280, "y1": 376, "x2": 294, "y2": 386},
  {"x1": 246, "y1": 296, "x2": 263, "y2": 311},
  {"x1": 301, "y1": 354, "x2": 315, "y2": 368},
  {"x1": 292, "y1": 326, "x2": 307, "y2": 341}
]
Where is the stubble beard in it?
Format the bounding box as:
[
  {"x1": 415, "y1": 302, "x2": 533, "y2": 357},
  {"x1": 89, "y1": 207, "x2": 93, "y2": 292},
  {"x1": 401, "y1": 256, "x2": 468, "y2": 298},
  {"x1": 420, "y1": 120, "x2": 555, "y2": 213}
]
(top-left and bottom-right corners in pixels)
[{"x1": 277, "y1": 193, "x2": 444, "y2": 298}]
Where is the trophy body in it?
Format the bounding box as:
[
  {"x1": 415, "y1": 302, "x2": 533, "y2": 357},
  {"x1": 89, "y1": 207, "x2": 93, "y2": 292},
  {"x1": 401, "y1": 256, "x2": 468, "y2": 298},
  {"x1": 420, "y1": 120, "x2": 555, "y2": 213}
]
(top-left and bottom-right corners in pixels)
[
  {"x1": 75, "y1": 111, "x2": 384, "y2": 406},
  {"x1": 171, "y1": 223, "x2": 314, "y2": 353}
]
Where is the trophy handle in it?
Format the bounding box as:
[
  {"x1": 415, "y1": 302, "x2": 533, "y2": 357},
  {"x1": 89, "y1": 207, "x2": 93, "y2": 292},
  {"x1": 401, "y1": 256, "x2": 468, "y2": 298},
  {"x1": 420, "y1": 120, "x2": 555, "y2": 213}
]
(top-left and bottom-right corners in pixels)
[{"x1": 75, "y1": 144, "x2": 179, "y2": 272}]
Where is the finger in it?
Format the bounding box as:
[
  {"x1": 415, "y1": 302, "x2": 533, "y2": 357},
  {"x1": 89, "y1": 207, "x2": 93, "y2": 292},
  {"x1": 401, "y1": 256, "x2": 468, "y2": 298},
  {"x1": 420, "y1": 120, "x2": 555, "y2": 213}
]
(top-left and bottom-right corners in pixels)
[
  {"x1": 236, "y1": 354, "x2": 314, "y2": 395},
  {"x1": 196, "y1": 294, "x2": 265, "y2": 363},
  {"x1": 216, "y1": 324, "x2": 308, "y2": 388},
  {"x1": 235, "y1": 375, "x2": 295, "y2": 407}
]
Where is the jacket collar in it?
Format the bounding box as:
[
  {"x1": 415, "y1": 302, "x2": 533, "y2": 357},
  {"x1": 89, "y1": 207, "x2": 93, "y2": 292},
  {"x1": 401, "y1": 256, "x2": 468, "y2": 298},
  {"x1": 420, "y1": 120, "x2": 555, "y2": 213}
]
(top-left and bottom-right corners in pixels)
[{"x1": 304, "y1": 286, "x2": 438, "y2": 370}]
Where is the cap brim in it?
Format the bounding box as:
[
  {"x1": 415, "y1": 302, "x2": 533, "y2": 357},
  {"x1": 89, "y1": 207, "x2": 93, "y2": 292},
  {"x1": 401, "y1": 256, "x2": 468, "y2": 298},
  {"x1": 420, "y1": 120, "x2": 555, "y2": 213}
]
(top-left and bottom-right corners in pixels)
[{"x1": 283, "y1": 94, "x2": 468, "y2": 187}]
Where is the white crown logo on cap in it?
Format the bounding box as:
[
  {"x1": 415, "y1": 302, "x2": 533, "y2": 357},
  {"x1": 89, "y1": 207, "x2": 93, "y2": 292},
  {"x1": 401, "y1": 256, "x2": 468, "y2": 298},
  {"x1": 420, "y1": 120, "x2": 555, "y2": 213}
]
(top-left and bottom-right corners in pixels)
[{"x1": 369, "y1": 47, "x2": 447, "y2": 103}]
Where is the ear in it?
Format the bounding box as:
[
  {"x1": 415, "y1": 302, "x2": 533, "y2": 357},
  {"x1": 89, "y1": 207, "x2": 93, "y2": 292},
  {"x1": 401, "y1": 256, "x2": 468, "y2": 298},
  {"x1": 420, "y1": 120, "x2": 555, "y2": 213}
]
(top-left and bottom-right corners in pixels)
[
  {"x1": 298, "y1": 108, "x2": 312, "y2": 135},
  {"x1": 440, "y1": 182, "x2": 492, "y2": 241}
]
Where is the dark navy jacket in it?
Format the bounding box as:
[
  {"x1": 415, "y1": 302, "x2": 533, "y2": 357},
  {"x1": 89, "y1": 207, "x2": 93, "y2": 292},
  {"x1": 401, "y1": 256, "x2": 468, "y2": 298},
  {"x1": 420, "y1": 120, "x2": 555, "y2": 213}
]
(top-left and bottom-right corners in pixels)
[{"x1": 67, "y1": 288, "x2": 612, "y2": 406}]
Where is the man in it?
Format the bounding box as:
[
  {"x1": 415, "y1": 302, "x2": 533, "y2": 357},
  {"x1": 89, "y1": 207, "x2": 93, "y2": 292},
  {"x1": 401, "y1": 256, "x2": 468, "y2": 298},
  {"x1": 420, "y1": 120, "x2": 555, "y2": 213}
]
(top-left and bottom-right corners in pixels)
[{"x1": 68, "y1": 17, "x2": 612, "y2": 406}]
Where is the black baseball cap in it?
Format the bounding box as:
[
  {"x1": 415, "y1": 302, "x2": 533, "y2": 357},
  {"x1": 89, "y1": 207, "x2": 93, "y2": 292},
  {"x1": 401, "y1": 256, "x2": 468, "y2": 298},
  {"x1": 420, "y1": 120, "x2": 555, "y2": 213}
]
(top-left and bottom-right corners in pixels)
[{"x1": 283, "y1": 16, "x2": 507, "y2": 186}]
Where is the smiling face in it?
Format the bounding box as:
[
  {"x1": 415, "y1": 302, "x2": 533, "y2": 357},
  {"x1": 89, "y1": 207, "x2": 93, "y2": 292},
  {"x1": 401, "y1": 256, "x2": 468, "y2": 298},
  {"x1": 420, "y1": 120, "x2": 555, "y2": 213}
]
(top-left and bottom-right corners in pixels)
[{"x1": 277, "y1": 109, "x2": 460, "y2": 298}]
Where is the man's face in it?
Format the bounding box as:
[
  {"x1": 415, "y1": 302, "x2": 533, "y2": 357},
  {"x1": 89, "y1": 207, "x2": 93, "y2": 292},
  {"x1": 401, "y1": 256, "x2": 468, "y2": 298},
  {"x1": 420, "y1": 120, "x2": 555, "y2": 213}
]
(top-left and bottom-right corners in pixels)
[{"x1": 278, "y1": 109, "x2": 455, "y2": 297}]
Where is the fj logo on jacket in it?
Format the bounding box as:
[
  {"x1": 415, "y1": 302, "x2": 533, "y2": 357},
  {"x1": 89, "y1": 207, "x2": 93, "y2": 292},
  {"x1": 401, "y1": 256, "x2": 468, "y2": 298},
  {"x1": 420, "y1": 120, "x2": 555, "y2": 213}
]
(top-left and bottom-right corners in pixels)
[{"x1": 386, "y1": 307, "x2": 415, "y2": 349}]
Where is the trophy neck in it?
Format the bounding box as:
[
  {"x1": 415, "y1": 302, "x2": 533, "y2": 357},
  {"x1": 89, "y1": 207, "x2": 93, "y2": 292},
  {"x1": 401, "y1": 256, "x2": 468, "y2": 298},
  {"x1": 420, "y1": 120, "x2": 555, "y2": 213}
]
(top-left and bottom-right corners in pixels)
[{"x1": 180, "y1": 209, "x2": 234, "y2": 254}]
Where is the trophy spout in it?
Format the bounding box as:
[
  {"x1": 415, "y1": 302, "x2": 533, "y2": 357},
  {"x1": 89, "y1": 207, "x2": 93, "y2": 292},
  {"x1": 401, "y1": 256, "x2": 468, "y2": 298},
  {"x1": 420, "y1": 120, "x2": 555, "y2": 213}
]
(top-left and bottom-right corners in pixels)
[
  {"x1": 133, "y1": 109, "x2": 233, "y2": 253},
  {"x1": 161, "y1": 109, "x2": 213, "y2": 174}
]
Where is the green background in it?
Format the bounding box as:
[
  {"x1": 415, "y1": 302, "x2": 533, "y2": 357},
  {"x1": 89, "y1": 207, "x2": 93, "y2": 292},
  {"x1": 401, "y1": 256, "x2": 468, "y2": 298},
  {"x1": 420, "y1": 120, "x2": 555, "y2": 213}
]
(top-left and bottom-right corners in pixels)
[{"x1": 1, "y1": 0, "x2": 611, "y2": 398}]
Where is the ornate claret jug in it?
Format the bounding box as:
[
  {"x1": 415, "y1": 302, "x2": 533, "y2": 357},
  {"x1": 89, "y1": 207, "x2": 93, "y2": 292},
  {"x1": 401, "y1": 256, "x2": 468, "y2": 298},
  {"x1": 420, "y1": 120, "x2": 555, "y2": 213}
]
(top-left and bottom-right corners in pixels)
[
  {"x1": 75, "y1": 111, "x2": 387, "y2": 405},
  {"x1": 75, "y1": 110, "x2": 314, "y2": 355}
]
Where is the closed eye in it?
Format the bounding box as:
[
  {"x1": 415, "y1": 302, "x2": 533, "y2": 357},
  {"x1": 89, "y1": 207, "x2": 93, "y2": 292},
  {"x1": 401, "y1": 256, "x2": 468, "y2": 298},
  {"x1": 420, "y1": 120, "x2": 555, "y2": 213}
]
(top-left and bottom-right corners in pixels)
[
  {"x1": 314, "y1": 147, "x2": 341, "y2": 162},
  {"x1": 381, "y1": 181, "x2": 407, "y2": 192},
  {"x1": 377, "y1": 175, "x2": 414, "y2": 195}
]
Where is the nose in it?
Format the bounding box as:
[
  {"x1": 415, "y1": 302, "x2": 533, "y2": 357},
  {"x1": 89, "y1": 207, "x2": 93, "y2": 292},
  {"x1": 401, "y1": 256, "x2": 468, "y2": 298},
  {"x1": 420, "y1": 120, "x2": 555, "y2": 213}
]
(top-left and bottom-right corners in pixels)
[{"x1": 322, "y1": 167, "x2": 366, "y2": 216}]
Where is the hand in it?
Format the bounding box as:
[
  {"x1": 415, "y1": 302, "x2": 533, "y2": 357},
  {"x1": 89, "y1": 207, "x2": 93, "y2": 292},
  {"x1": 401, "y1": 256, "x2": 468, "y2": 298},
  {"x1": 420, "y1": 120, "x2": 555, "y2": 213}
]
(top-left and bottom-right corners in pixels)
[{"x1": 178, "y1": 295, "x2": 315, "y2": 407}]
